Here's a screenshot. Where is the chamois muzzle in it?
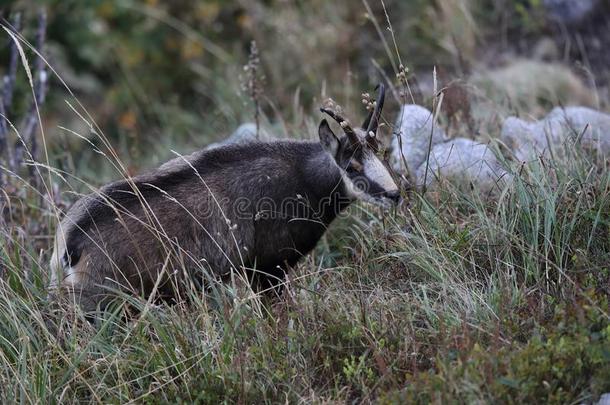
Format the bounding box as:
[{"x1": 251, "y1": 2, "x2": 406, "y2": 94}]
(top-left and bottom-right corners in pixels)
[{"x1": 384, "y1": 189, "x2": 401, "y2": 204}]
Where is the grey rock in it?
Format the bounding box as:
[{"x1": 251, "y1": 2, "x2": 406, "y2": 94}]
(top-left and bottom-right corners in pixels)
[
  {"x1": 159, "y1": 123, "x2": 270, "y2": 171},
  {"x1": 206, "y1": 122, "x2": 270, "y2": 150},
  {"x1": 415, "y1": 138, "x2": 508, "y2": 191},
  {"x1": 543, "y1": 0, "x2": 599, "y2": 25},
  {"x1": 597, "y1": 393, "x2": 610, "y2": 405},
  {"x1": 391, "y1": 104, "x2": 446, "y2": 175},
  {"x1": 500, "y1": 117, "x2": 543, "y2": 162},
  {"x1": 501, "y1": 106, "x2": 610, "y2": 162}
]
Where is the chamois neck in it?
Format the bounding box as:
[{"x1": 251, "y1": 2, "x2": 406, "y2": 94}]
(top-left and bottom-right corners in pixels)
[{"x1": 302, "y1": 143, "x2": 352, "y2": 222}]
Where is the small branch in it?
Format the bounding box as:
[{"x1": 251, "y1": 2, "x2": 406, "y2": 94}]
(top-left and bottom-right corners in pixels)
[
  {"x1": 0, "y1": 98, "x2": 8, "y2": 188},
  {"x1": 0, "y1": 12, "x2": 22, "y2": 180},
  {"x1": 422, "y1": 67, "x2": 444, "y2": 196},
  {"x1": 394, "y1": 63, "x2": 414, "y2": 182},
  {"x1": 242, "y1": 41, "x2": 264, "y2": 140},
  {"x1": 0, "y1": 12, "x2": 22, "y2": 240},
  {"x1": 14, "y1": 9, "x2": 48, "y2": 185}
]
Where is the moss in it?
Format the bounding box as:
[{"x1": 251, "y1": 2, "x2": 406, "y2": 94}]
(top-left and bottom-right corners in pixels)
[{"x1": 380, "y1": 291, "x2": 610, "y2": 404}]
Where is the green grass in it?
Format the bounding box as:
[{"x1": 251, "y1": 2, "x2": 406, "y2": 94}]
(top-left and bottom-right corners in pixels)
[{"x1": 1, "y1": 146, "x2": 609, "y2": 403}]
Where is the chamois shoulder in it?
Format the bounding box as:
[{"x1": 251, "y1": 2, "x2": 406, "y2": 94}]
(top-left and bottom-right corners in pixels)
[
  {"x1": 63, "y1": 140, "x2": 322, "y2": 230},
  {"x1": 158, "y1": 139, "x2": 321, "y2": 173}
]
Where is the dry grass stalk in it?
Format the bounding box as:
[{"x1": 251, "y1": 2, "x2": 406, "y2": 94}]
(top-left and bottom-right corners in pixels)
[{"x1": 241, "y1": 40, "x2": 265, "y2": 139}]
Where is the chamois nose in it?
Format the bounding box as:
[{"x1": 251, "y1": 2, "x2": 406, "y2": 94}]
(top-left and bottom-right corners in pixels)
[{"x1": 384, "y1": 190, "x2": 401, "y2": 203}]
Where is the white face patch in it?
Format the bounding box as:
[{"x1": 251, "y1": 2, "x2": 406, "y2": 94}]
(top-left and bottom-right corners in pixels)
[
  {"x1": 341, "y1": 171, "x2": 392, "y2": 209},
  {"x1": 340, "y1": 159, "x2": 397, "y2": 209},
  {"x1": 362, "y1": 154, "x2": 399, "y2": 192},
  {"x1": 62, "y1": 253, "x2": 89, "y2": 287}
]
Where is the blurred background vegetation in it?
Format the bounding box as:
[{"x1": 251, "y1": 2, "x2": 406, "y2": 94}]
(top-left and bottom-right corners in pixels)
[{"x1": 1, "y1": 0, "x2": 608, "y2": 182}]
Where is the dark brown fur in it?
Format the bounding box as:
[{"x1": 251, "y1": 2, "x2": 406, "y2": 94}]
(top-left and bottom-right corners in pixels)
[
  {"x1": 51, "y1": 141, "x2": 357, "y2": 310},
  {"x1": 50, "y1": 85, "x2": 399, "y2": 312}
]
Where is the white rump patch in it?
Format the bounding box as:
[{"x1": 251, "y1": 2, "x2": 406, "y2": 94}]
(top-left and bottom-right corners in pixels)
[{"x1": 63, "y1": 266, "x2": 81, "y2": 286}]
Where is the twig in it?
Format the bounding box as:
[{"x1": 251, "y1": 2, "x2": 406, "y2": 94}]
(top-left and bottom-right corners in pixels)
[
  {"x1": 371, "y1": 58, "x2": 400, "y2": 104},
  {"x1": 422, "y1": 67, "x2": 444, "y2": 195},
  {"x1": 0, "y1": 13, "x2": 23, "y2": 257},
  {"x1": 0, "y1": 12, "x2": 21, "y2": 180},
  {"x1": 242, "y1": 41, "x2": 263, "y2": 140},
  {"x1": 361, "y1": 0, "x2": 397, "y2": 73},
  {"x1": 13, "y1": 9, "x2": 48, "y2": 186}
]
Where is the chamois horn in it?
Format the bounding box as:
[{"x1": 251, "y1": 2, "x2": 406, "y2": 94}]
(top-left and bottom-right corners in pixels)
[
  {"x1": 362, "y1": 83, "x2": 386, "y2": 149},
  {"x1": 319, "y1": 107, "x2": 360, "y2": 145}
]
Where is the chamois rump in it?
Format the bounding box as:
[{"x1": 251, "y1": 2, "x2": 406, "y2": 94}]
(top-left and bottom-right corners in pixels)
[{"x1": 49, "y1": 84, "x2": 400, "y2": 311}]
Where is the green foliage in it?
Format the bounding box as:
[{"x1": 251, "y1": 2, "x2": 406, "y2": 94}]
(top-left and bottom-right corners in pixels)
[
  {"x1": 2, "y1": 0, "x2": 564, "y2": 180},
  {"x1": 384, "y1": 291, "x2": 610, "y2": 404}
]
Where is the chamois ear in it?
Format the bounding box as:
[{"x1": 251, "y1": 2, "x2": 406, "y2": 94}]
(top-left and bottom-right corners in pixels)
[{"x1": 318, "y1": 119, "x2": 340, "y2": 158}]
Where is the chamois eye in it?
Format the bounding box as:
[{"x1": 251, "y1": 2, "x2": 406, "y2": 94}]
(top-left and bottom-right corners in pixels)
[{"x1": 348, "y1": 161, "x2": 363, "y2": 173}]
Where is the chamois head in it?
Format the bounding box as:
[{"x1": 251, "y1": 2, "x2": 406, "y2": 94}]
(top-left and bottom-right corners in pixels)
[{"x1": 319, "y1": 84, "x2": 400, "y2": 207}]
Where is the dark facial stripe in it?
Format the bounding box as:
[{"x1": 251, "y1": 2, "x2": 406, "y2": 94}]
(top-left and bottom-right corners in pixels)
[{"x1": 361, "y1": 175, "x2": 387, "y2": 196}]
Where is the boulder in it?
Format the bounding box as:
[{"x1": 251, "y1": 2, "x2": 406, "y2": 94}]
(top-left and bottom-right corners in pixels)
[
  {"x1": 391, "y1": 104, "x2": 446, "y2": 175},
  {"x1": 542, "y1": 0, "x2": 600, "y2": 25},
  {"x1": 415, "y1": 138, "x2": 508, "y2": 191},
  {"x1": 597, "y1": 393, "x2": 610, "y2": 405},
  {"x1": 159, "y1": 123, "x2": 270, "y2": 171},
  {"x1": 206, "y1": 122, "x2": 271, "y2": 150},
  {"x1": 501, "y1": 106, "x2": 610, "y2": 162}
]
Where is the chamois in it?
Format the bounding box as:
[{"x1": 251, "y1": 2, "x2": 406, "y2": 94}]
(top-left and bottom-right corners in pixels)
[{"x1": 49, "y1": 84, "x2": 400, "y2": 311}]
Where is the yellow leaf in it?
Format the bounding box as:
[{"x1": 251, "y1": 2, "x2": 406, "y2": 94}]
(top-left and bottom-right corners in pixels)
[{"x1": 119, "y1": 111, "x2": 137, "y2": 131}]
